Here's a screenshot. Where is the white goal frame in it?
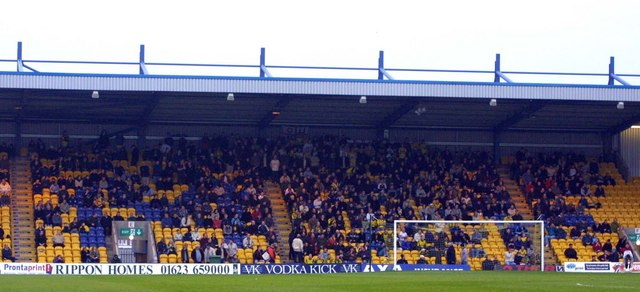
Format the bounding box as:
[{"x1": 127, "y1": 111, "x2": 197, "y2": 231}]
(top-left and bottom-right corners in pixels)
[{"x1": 393, "y1": 220, "x2": 545, "y2": 271}]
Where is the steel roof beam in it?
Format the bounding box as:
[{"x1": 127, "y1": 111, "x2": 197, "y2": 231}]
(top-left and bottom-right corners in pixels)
[
  {"x1": 257, "y1": 95, "x2": 292, "y2": 128},
  {"x1": 376, "y1": 99, "x2": 419, "y2": 130},
  {"x1": 608, "y1": 115, "x2": 640, "y2": 134},
  {"x1": 139, "y1": 95, "x2": 160, "y2": 126},
  {"x1": 493, "y1": 100, "x2": 547, "y2": 132}
]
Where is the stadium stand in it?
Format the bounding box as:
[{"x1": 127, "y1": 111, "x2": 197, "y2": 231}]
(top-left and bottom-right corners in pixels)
[
  {"x1": 274, "y1": 136, "x2": 535, "y2": 269},
  {"x1": 28, "y1": 135, "x2": 279, "y2": 264},
  {"x1": 508, "y1": 150, "x2": 630, "y2": 265},
  {"x1": 1, "y1": 151, "x2": 13, "y2": 263}
]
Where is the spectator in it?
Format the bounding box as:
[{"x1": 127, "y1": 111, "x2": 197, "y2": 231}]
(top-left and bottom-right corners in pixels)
[
  {"x1": 111, "y1": 255, "x2": 122, "y2": 263},
  {"x1": 396, "y1": 254, "x2": 408, "y2": 264},
  {"x1": 222, "y1": 239, "x2": 238, "y2": 262},
  {"x1": 52, "y1": 255, "x2": 65, "y2": 263},
  {"x1": 2, "y1": 244, "x2": 16, "y2": 262},
  {"x1": 88, "y1": 247, "x2": 99, "y2": 263},
  {"x1": 0, "y1": 179, "x2": 11, "y2": 196},
  {"x1": 52, "y1": 231, "x2": 65, "y2": 247},
  {"x1": 622, "y1": 243, "x2": 634, "y2": 270},
  {"x1": 416, "y1": 254, "x2": 428, "y2": 264},
  {"x1": 482, "y1": 256, "x2": 495, "y2": 270},
  {"x1": 156, "y1": 239, "x2": 167, "y2": 256},
  {"x1": 191, "y1": 246, "x2": 204, "y2": 263},
  {"x1": 318, "y1": 248, "x2": 330, "y2": 263},
  {"x1": 292, "y1": 235, "x2": 304, "y2": 263},
  {"x1": 180, "y1": 245, "x2": 189, "y2": 263},
  {"x1": 445, "y1": 242, "x2": 456, "y2": 265},
  {"x1": 460, "y1": 245, "x2": 469, "y2": 265},
  {"x1": 504, "y1": 247, "x2": 516, "y2": 265},
  {"x1": 242, "y1": 233, "x2": 254, "y2": 249},
  {"x1": 564, "y1": 243, "x2": 578, "y2": 260},
  {"x1": 602, "y1": 239, "x2": 613, "y2": 253}
]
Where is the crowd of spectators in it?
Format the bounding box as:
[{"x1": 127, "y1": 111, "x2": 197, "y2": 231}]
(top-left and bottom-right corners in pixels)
[
  {"x1": 510, "y1": 149, "x2": 629, "y2": 263},
  {"x1": 274, "y1": 136, "x2": 522, "y2": 264},
  {"x1": 28, "y1": 133, "x2": 282, "y2": 263},
  {"x1": 510, "y1": 150, "x2": 613, "y2": 222}
]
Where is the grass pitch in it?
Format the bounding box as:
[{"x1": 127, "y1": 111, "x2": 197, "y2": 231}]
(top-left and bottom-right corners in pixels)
[{"x1": 2, "y1": 271, "x2": 639, "y2": 292}]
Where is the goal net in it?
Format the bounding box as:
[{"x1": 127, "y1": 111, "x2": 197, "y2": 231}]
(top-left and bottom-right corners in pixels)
[{"x1": 393, "y1": 220, "x2": 545, "y2": 271}]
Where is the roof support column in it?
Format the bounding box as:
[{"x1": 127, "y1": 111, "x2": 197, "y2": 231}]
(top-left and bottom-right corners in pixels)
[
  {"x1": 17, "y1": 42, "x2": 24, "y2": 72},
  {"x1": 259, "y1": 48, "x2": 272, "y2": 78},
  {"x1": 137, "y1": 126, "x2": 147, "y2": 149},
  {"x1": 493, "y1": 131, "x2": 501, "y2": 166},
  {"x1": 15, "y1": 118, "x2": 22, "y2": 152}
]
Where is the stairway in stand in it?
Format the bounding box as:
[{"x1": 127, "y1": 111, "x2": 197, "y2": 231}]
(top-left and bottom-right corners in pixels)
[
  {"x1": 264, "y1": 181, "x2": 292, "y2": 263},
  {"x1": 498, "y1": 165, "x2": 556, "y2": 266},
  {"x1": 10, "y1": 154, "x2": 35, "y2": 262},
  {"x1": 497, "y1": 166, "x2": 533, "y2": 220}
]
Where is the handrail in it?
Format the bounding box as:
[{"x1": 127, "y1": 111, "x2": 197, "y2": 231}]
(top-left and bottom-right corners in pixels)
[{"x1": 0, "y1": 42, "x2": 635, "y2": 86}]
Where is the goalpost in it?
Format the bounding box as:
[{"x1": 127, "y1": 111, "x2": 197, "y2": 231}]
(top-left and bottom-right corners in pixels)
[{"x1": 393, "y1": 220, "x2": 545, "y2": 271}]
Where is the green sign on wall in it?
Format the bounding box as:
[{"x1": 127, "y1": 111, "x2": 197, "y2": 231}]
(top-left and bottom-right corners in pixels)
[{"x1": 119, "y1": 228, "x2": 144, "y2": 237}]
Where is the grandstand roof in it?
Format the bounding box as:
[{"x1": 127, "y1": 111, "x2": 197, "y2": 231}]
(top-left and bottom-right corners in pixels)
[
  {"x1": 1, "y1": 46, "x2": 640, "y2": 134},
  {"x1": 0, "y1": 82, "x2": 638, "y2": 134}
]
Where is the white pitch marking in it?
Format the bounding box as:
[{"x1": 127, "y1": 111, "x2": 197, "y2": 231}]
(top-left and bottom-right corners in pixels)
[{"x1": 576, "y1": 283, "x2": 634, "y2": 289}]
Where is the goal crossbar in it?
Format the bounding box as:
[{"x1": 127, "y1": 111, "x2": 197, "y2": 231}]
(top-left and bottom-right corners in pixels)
[{"x1": 393, "y1": 220, "x2": 545, "y2": 271}]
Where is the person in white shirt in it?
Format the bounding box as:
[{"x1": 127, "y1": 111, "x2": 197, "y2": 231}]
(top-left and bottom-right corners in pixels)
[
  {"x1": 191, "y1": 229, "x2": 201, "y2": 241},
  {"x1": 242, "y1": 233, "x2": 254, "y2": 249},
  {"x1": 291, "y1": 235, "x2": 304, "y2": 263},
  {"x1": 173, "y1": 230, "x2": 183, "y2": 241},
  {"x1": 413, "y1": 230, "x2": 423, "y2": 242},
  {"x1": 504, "y1": 248, "x2": 516, "y2": 265}
]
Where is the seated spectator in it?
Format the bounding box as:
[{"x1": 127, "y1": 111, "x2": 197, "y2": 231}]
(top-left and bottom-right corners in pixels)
[
  {"x1": 602, "y1": 239, "x2": 613, "y2": 253},
  {"x1": 569, "y1": 227, "x2": 581, "y2": 240},
  {"x1": 222, "y1": 239, "x2": 238, "y2": 262},
  {"x1": 318, "y1": 248, "x2": 330, "y2": 263},
  {"x1": 504, "y1": 247, "x2": 516, "y2": 265},
  {"x1": 564, "y1": 243, "x2": 578, "y2": 260},
  {"x1": 2, "y1": 244, "x2": 16, "y2": 262},
  {"x1": 0, "y1": 179, "x2": 11, "y2": 196},
  {"x1": 52, "y1": 231, "x2": 65, "y2": 247},
  {"x1": 592, "y1": 238, "x2": 603, "y2": 253},
  {"x1": 396, "y1": 254, "x2": 408, "y2": 264},
  {"x1": 598, "y1": 220, "x2": 611, "y2": 233},
  {"x1": 482, "y1": 256, "x2": 495, "y2": 270},
  {"x1": 173, "y1": 230, "x2": 183, "y2": 242},
  {"x1": 470, "y1": 245, "x2": 485, "y2": 258},
  {"x1": 88, "y1": 247, "x2": 99, "y2": 263},
  {"x1": 111, "y1": 255, "x2": 122, "y2": 263},
  {"x1": 416, "y1": 254, "x2": 428, "y2": 264},
  {"x1": 191, "y1": 229, "x2": 201, "y2": 241},
  {"x1": 242, "y1": 233, "x2": 253, "y2": 249},
  {"x1": 52, "y1": 255, "x2": 65, "y2": 263},
  {"x1": 581, "y1": 232, "x2": 594, "y2": 247},
  {"x1": 607, "y1": 250, "x2": 620, "y2": 262},
  {"x1": 156, "y1": 239, "x2": 167, "y2": 255}
]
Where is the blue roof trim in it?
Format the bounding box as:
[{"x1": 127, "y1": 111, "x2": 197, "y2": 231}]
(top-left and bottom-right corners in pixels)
[{"x1": 1, "y1": 71, "x2": 639, "y2": 90}]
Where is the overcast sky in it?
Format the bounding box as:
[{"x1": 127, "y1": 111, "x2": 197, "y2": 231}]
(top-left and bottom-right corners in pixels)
[{"x1": 1, "y1": 0, "x2": 639, "y2": 84}]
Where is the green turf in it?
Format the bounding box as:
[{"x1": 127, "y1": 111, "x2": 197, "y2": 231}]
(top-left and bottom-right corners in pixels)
[{"x1": 2, "y1": 271, "x2": 639, "y2": 292}]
